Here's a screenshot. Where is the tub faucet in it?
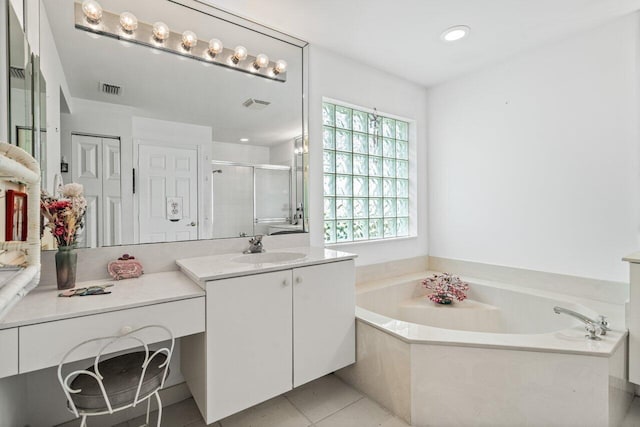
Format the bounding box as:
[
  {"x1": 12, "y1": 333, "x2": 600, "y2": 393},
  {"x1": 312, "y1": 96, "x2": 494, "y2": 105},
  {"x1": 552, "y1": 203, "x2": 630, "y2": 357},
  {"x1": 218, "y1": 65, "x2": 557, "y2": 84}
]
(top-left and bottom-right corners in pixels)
[
  {"x1": 553, "y1": 306, "x2": 610, "y2": 340},
  {"x1": 243, "y1": 235, "x2": 264, "y2": 254}
]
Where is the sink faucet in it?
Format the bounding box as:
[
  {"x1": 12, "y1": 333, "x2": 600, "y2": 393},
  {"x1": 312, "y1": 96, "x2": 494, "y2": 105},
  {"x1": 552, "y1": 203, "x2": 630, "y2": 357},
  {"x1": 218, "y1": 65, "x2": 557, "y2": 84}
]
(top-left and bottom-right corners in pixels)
[
  {"x1": 243, "y1": 235, "x2": 264, "y2": 254},
  {"x1": 553, "y1": 306, "x2": 611, "y2": 340}
]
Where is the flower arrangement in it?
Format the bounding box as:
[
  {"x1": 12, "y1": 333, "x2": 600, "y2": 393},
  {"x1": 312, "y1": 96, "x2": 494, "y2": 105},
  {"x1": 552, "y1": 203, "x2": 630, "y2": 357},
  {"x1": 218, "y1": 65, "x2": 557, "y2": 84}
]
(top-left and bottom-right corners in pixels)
[
  {"x1": 41, "y1": 183, "x2": 87, "y2": 247},
  {"x1": 422, "y1": 273, "x2": 470, "y2": 304}
]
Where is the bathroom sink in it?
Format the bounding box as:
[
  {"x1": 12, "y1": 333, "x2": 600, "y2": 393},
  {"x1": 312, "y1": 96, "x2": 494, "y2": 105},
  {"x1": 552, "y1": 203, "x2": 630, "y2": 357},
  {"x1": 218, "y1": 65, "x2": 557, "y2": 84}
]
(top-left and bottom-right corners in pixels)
[{"x1": 231, "y1": 252, "x2": 306, "y2": 264}]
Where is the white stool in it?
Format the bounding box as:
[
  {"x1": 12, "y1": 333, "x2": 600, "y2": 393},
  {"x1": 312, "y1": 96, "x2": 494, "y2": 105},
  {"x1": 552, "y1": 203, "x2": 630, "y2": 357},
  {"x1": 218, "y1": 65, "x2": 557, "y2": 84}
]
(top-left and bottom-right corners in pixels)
[{"x1": 57, "y1": 325, "x2": 174, "y2": 427}]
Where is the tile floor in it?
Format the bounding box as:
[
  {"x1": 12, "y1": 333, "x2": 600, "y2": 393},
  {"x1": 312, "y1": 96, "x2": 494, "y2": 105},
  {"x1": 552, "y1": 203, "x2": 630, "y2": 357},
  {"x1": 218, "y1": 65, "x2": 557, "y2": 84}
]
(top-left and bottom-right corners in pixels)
[
  {"x1": 622, "y1": 397, "x2": 640, "y2": 427},
  {"x1": 67, "y1": 373, "x2": 640, "y2": 426},
  {"x1": 114, "y1": 374, "x2": 408, "y2": 427}
]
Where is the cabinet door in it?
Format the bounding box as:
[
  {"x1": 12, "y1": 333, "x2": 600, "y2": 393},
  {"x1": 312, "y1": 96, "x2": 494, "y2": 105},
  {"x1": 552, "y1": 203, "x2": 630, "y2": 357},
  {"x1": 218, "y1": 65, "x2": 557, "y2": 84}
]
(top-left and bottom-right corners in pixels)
[
  {"x1": 0, "y1": 328, "x2": 18, "y2": 379},
  {"x1": 630, "y1": 262, "x2": 640, "y2": 383},
  {"x1": 293, "y1": 260, "x2": 355, "y2": 387},
  {"x1": 206, "y1": 270, "x2": 293, "y2": 421}
]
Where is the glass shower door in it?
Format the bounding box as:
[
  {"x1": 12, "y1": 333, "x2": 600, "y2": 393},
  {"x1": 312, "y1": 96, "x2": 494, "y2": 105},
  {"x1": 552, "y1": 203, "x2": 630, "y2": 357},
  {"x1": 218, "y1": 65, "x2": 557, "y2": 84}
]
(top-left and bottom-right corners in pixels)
[
  {"x1": 211, "y1": 163, "x2": 254, "y2": 238},
  {"x1": 254, "y1": 166, "x2": 291, "y2": 235}
]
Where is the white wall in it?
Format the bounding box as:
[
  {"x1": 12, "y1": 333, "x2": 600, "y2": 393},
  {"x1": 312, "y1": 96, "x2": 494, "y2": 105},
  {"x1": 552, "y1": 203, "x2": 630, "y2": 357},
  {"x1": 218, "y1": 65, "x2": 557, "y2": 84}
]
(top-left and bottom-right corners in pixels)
[
  {"x1": 212, "y1": 140, "x2": 270, "y2": 164},
  {"x1": 427, "y1": 13, "x2": 640, "y2": 282},
  {"x1": 309, "y1": 46, "x2": 429, "y2": 266},
  {"x1": 270, "y1": 140, "x2": 293, "y2": 166}
]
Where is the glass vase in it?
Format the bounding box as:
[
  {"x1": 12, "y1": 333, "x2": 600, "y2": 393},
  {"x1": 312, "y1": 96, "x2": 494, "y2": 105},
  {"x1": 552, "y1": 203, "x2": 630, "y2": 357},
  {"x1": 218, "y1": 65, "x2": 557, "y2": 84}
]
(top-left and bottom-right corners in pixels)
[{"x1": 56, "y1": 245, "x2": 78, "y2": 290}]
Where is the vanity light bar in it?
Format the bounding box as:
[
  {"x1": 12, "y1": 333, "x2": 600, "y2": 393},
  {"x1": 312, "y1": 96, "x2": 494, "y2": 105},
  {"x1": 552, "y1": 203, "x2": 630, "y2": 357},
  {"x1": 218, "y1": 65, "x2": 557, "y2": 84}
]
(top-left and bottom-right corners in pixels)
[{"x1": 74, "y1": 2, "x2": 287, "y2": 83}]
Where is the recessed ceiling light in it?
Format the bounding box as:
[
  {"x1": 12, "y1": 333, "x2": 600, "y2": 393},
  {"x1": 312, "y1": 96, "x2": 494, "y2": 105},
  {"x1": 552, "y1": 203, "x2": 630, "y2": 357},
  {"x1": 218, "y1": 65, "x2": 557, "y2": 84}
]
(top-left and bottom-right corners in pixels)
[
  {"x1": 441, "y1": 25, "x2": 470, "y2": 42},
  {"x1": 240, "y1": 138, "x2": 249, "y2": 142}
]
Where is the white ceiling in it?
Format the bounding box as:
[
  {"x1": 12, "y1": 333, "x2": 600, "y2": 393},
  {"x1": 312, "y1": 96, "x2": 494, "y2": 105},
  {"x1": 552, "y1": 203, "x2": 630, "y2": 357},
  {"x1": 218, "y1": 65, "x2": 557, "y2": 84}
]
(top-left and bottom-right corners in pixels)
[{"x1": 202, "y1": 0, "x2": 640, "y2": 87}]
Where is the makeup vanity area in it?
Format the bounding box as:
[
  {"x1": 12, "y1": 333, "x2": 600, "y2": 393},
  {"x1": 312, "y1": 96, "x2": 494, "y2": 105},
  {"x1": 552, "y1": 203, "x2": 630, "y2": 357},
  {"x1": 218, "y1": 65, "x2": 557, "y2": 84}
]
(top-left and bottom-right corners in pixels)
[
  {"x1": 0, "y1": 246, "x2": 356, "y2": 425},
  {"x1": 0, "y1": 1, "x2": 358, "y2": 426}
]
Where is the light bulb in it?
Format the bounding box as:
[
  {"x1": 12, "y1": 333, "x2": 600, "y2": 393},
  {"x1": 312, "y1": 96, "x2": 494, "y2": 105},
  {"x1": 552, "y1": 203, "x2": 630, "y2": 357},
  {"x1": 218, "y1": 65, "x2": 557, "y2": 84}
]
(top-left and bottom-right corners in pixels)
[
  {"x1": 82, "y1": 0, "x2": 103, "y2": 24},
  {"x1": 152, "y1": 22, "x2": 170, "y2": 42},
  {"x1": 119, "y1": 12, "x2": 138, "y2": 33},
  {"x1": 208, "y1": 39, "x2": 223, "y2": 57},
  {"x1": 273, "y1": 59, "x2": 287, "y2": 75},
  {"x1": 231, "y1": 45, "x2": 248, "y2": 64},
  {"x1": 182, "y1": 30, "x2": 198, "y2": 50},
  {"x1": 253, "y1": 54, "x2": 269, "y2": 70}
]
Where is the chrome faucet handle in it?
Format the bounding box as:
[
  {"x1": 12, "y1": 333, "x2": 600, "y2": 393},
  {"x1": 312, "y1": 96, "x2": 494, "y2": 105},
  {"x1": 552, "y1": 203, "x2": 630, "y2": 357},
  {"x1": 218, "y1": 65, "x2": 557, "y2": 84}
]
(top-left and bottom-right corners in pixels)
[
  {"x1": 585, "y1": 323, "x2": 602, "y2": 341},
  {"x1": 244, "y1": 235, "x2": 264, "y2": 254},
  {"x1": 597, "y1": 315, "x2": 610, "y2": 335}
]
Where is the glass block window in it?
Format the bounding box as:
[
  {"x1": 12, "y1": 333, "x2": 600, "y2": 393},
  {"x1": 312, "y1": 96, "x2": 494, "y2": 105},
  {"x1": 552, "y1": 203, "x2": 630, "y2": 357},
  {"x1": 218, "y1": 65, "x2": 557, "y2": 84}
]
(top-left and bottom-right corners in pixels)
[{"x1": 323, "y1": 101, "x2": 410, "y2": 244}]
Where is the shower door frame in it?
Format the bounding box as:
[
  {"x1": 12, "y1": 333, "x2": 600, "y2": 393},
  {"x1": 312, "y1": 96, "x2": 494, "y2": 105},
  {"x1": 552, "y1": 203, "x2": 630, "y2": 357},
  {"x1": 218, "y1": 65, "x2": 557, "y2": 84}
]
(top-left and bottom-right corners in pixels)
[{"x1": 211, "y1": 160, "x2": 293, "y2": 237}]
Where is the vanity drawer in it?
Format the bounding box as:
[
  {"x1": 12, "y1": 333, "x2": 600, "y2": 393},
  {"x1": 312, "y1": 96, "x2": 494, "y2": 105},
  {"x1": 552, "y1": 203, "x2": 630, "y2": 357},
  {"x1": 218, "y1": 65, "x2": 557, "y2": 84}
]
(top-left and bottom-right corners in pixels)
[
  {"x1": 0, "y1": 328, "x2": 18, "y2": 378},
  {"x1": 19, "y1": 297, "x2": 205, "y2": 373}
]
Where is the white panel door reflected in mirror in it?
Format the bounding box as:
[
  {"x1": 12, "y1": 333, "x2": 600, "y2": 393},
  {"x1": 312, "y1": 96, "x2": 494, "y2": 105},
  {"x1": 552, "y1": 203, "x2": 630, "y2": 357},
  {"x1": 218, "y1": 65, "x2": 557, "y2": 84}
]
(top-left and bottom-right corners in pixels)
[
  {"x1": 70, "y1": 134, "x2": 123, "y2": 248},
  {"x1": 137, "y1": 143, "x2": 198, "y2": 244}
]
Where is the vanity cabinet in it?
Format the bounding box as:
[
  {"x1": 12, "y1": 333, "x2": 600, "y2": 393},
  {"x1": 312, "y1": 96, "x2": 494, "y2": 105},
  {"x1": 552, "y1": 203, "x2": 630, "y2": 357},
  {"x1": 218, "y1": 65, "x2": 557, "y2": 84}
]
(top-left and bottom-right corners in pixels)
[
  {"x1": 182, "y1": 259, "x2": 355, "y2": 424},
  {"x1": 626, "y1": 257, "x2": 640, "y2": 384},
  {"x1": 293, "y1": 261, "x2": 355, "y2": 387},
  {"x1": 0, "y1": 328, "x2": 18, "y2": 378},
  {"x1": 19, "y1": 297, "x2": 205, "y2": 373},
  {"x1": 205, "y1": 269, "x2": 293, "y2": 420}
]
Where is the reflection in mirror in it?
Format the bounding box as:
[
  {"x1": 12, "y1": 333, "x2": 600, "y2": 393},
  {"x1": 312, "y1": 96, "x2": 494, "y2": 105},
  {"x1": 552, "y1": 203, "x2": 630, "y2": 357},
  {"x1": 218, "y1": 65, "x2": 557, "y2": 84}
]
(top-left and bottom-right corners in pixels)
[
  {"x1": 210, "y1": 161, "x2": 297, "y2": 239},
  {"x1": 38, "y1": 73, "x2": 47, "y2": 183},
  {"x1": 69, "y1": 133, "x2": 121, "y2": 248},
  {"x1": 8, "y1": 3, "x2": 33, "y2": 151},
  {"x1": 32, "y1": 0, "x2": 307, "y2": 249}
]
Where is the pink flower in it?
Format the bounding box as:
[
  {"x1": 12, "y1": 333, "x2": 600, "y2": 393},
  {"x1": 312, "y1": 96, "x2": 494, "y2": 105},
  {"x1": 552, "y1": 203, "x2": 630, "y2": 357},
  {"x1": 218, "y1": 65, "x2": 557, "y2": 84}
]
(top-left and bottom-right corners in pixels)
[
  {"x1": 40, "y1": 186, "x2": 87, "y2": 246},
  {"x1": 422, "y1": 273, "x2": 470, "y2": 304}
]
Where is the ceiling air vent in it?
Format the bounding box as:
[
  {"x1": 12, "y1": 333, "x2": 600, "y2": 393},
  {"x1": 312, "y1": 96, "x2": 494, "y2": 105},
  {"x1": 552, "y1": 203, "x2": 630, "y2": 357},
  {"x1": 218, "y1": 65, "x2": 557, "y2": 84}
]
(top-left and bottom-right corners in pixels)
[
  {"x1": 99, "y1": 81, "x2": 122, "y2": 96},
  {"x1": 9, "y1": 67, "x2": 25, "y2": 80},
  {"x1": 242, "y1": 98, "x2": 270, "y2": 110}
]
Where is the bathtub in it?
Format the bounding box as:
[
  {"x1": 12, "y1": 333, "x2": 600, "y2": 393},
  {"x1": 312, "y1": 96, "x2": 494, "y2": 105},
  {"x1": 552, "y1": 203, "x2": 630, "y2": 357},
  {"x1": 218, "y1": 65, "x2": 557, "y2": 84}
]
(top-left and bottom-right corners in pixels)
[{"x1": 336, "y1": 271, "x2": 633, "y2": 427}]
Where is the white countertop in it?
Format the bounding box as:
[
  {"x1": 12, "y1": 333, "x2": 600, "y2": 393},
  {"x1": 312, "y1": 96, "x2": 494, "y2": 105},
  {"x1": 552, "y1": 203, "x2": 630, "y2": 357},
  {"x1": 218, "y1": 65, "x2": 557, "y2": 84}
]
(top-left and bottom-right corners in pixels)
[
  {"x1": 177, "y1": 246, "x2": 357, "y2": 285},
  {"x1": 623, "y1": 252, "x2": 640, "y2": 263},
  {"x1": 0, "y1": 271, "x2": 205, "y2": 329}
]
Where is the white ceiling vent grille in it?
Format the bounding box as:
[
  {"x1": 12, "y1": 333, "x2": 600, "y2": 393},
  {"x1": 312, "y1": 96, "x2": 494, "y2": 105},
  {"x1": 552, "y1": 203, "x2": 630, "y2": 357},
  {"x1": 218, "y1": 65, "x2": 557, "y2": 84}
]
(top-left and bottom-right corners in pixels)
[
  {"x1": 9, "y1": 67, "x2": 25, "y2": 80},
  {"x1": 242, "y1": 98, "x2": 270, "y2": 110},
  {"x1": 99, "y1": 81, "x2": 122, "y2": 96}
]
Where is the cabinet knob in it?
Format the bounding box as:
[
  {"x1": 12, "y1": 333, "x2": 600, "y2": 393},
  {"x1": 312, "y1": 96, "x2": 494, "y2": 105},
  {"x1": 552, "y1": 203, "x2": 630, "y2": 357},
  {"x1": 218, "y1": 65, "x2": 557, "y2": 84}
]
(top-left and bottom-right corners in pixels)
[
  {"x1": 282, "y1": 279, "x2": 288, "y2": 286},
  {"x1": 295, "y1": 276, "x2": 302, "y2": 284},
  {"x1": 120, "y1": 326, "x2": 133, "y2": 335}
]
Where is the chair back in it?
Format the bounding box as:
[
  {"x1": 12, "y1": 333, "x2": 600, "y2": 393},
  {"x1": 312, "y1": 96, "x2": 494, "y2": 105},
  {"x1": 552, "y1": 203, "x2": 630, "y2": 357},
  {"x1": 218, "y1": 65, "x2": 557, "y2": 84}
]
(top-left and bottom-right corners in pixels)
[{"x1": 57, "y1": 324, "x2": 174, "y2": 417}]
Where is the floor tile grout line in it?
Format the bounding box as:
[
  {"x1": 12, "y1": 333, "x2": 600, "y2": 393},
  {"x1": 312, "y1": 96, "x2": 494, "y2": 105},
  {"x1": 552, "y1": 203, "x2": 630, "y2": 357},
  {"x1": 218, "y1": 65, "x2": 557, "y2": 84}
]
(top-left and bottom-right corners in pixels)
[
  {"x1": 283, "y1": 394, "x2": 315, "y2": 426},
  {"x1": 283, "y1": 376, "x2": 365, "y2": 426},
  {"x1": 311, "y1": 395, "x2": 366, "y2": 425}
]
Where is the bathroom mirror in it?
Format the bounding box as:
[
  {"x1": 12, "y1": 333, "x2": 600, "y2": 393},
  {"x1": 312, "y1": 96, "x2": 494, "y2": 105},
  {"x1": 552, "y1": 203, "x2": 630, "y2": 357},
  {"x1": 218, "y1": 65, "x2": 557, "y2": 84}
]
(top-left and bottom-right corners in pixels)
[{"x1": 21, "y1": 0, "x2": 307, "y2": 248}]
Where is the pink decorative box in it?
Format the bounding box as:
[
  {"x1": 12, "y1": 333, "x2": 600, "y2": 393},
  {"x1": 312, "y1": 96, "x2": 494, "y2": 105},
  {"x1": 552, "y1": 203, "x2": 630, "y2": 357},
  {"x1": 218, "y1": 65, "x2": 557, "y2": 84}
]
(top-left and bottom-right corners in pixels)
[{"x1": 107, "y1": 254, "x2": 144, "y2": 280}]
